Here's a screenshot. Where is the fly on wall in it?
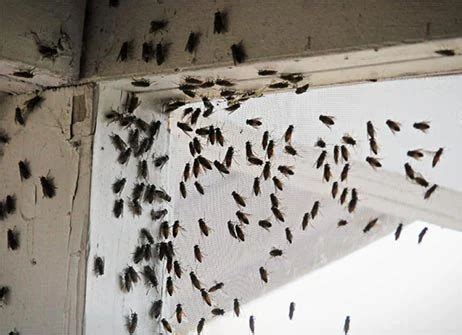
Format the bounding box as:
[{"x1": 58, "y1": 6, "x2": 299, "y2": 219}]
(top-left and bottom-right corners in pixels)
[{"x1": 86, "y1": 71, "x2": 461, "y2": 335}]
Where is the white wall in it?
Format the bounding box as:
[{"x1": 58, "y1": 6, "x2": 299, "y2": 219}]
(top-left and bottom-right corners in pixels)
[
  {"x1": 85, "y1": 74, "x2": 462, "y2": 334},
  {"x1": 204, "y1": 220, "x2": 462, "y2": 335}
]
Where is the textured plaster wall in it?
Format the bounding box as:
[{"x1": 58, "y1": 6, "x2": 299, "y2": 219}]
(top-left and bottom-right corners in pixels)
[
  {"x1": 0, "y1": 85, "x2": 95, "y2": 335},
  {"x1": 81, "y1": 0, "x2": 462, "y2": 80},
  {"x1": 0, "y1": 0, "x2": 87, "y2": 93}
]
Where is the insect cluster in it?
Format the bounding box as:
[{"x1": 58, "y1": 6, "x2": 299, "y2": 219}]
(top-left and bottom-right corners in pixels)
[{"x1": 95, "y1": 64, "x2": 448, "y2": 334}]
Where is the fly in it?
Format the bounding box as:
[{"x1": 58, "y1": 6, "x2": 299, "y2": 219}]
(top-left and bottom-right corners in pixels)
[
  {"x1": 366, "y1": 156, "x2": 382, "y2": 169},
  {"x1": 339, "y1": 188, "x2": 348, "y2": 205},
  {"x1": 386, "y1": 120, "x2": 401, "y2": 133},
  {"x1": 214, "y1": 11, "x2": 227, "y2": 34},
  {"x1": 190, "y1": 271, "x2": 202, "y2": 290},
  {"x1": 269, "y1": 81, "x2": 289, "y2": 89},
  {"x1": 424, "y1": 184, "x2": 438, "y2": 199},
  {"x1": 407, "y1": 149, "x2": 424, "y2": 160},
  {"x1": 259, "y1": 267, "x2": 268, "y2": 283},
  {"x1": 40, "y1": 173, "x2": 56, "y2": 198},
  {"x1": 18, "y1": 160, "x2": 31, "y2": 181},
  {"x1": 232, "y1": 191, "x2": 246, "y2": 207},
  {"x1": 236, "y1": 211, "x2": 250, "y2": 225},
  {"x1": 224, "y1": 146, "x2": 234, "y2": 168},
  {"x1": 194, "y1": 181, "x2": 205, "y2": 195},
  {"x1": 150, "y1": 300, "x2": 162, "y2": 319},
  {"x1": 295, "y1": 83, "x2": 309, "y2": 94},
  {"x1": 340, "y1": 164, "x2": 350, "y2": 181},
  {"x1": 142, "y1": 41, "x2": 154, "y2": 62},
  {"x1": 7, "y1": 229, "x2": 19, "y2": 250},
  {"x1": 131, "y1": 78, "x2": 150, "y2": 87},
  {"x1": 413, "y1": 121, "x2": 430, "y2": 133},
  {"x1": 273, "y1": 176, "x2": 284, "y2": 191},
  {"x1": 185, "y1": 31, "x2": 199, "y2": 54},
  {"x1": 259, "y1": 219, "x2": 272, "y2": 231},
  {"x1": 197, "y1": 155, "x2": 212, "y2": 170},
  {"x1": 214, "y1": 160, "x2": 230, "y2": 174},
  {"x1": 262, "y1": 131, "x2": 269, "y2": 149},
  {"x1": 156, "y1": 42, "x2": 166, "y2": 65},
  {"x1": 126, "y1": 312, "x2": 138, "y2": 334},
  {"x1": 284, "y1": 144, "x2": 298, "y2": 156},
  {"x1": 253, "y1": 177, "x2": 261, "y2": 196},
  {"x1": 395, "y1": 223, "x2": 403, "y2": 240},
  {"x1": 331, "y1": 181, "x2": 339, "y2": 199},
  {"x1": 198, "y1": 219, "x2": 210, "y2": 237},
  {"x1": 231, "y1": 42, "x2": 246, "y2": 65},
  {"x1": 342, "y1": 135, "x2": 356, "y2": 146},
  {"x1": 404, "y1": 163, "x2": 415, "y2": 179},
  {"x1": 183, "y1": 163, "x2": 190, "y2": 181},
  {"x1": 414, "y1": 176, "x2": 429, "y2": 188},
  {"x1": 284, "y1": 125, "x2": 294, "y2": 143},
  {"x1": 117, "y1": 41, "x2": 130, "y2": 62},
  {"x1": 267, "y1": 140, "x2": 275, "y2": 159},
  {"x1": 201, "y1": 288, "x2": 212, "y2": 306},
  {"x1": 432, "y1": 147, "x2": 443, "y2": 167},
  {"x1": 333, "y1": 145, "x2": 339, "y2": 164},
  {"x1": 15, "y1": 107, "x2": 25, "y2": 126},
  {"x1": 215, "y1": 128, "x2": 225, "y2": 146},
  {"x1": 418, "y1": 227, "x2": 428, "y2": 244},
  {"x1": 234, "y1": 298, "x2": 241, "y2": 317},
  {"x1": 285, "y1": 227, "x2": 293, "y2": 244},
  {"x1": 161, "y1": 318, "x2": 173, "y2": 333},
  {"x1": 228, "y1": 221, "x2": 237, "y2": 239},
  {"x1": 150, "y1": 20, "x2": 168, "y2": 33},
  {"x1": 323, "y1": 164, "x2": 332, "y2": 182},
  {"x1": 236, "y1": 225, "x2": 245, "y2": 241},
  {"x1": 363, "y1": 218, "x2": 378, "y2": 233},
  {"x1": 315, "y1": 138, "x2": 326, "y2": 148},
  {"x1": 316, "y1": 150, "x2": 327, "y2": 169},
  {"x1": 341, "y1": 145, "x2": 349, "y2": 162},
  {"x1": 262, "y1": 161, "x2": 271, "y2": 180},
  {"x1": 319, "y1": 115, "x2": 335, "y2": 128},
  {"x1": 250, "y1": 316, "x2": 256, "y2": 334},
  {"x1": 337, "y1": 219, "x2": 348, "y2": 227},
  {"x1": 272, "y1": 206, "x2": 285, "y2": 222},
  {"x1": 246, "y1": 118, "x2": 262, "y2": 128},
  {"x1": 269, "y1": 247, "x2": 283, "y2": 257},
  {"x1": 197, "y1": 318, "x2": 205, "y2": 335},
  {"x1": 248, "y1": 156, "x2": 264, "y2": 166},
  {"x1": 369, "y1": 137, "x2": 379, "y2": 155},
  {"x1": 113, "y1": 199, "x2": 123, "y2": 218},
  {"x1": 367, "y1": 121, "x2": 376, "y2": 138}
]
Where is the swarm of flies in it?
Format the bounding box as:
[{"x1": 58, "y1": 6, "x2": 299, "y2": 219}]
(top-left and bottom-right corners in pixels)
[{"x1": 87, "y1": 9, "x2": 453, "y2": 333}]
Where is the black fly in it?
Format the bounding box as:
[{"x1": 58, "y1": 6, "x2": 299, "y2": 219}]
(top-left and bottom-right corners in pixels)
[
  {"x1": 18, "y1": 160, "x2": 31, "y2": 181},
  {"x1": 7, "y1": 229, "x2": 19, "y2": 250},
  {"x1": 214, "y1": 11, "x2": 227, "y2": 34},
  {"x1": 150, "y1": 20, "x2": 169, "y2": 33},
  {"x1": 117, "y1": 41, "x2": 131, "y2": 62},
  {"x1": 185, "y1": 31, "x2": 200, "y2": 54},
  {"x1": 40, "y1": 173, "x2": 56, "y2": 198},
  {"x1": 94, "y1": 256, "x2": 104, "y2": 276}
]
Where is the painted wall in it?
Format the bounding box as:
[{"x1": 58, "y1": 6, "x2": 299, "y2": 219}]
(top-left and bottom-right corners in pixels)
[
  {"x1": 84, "y1": 74, "x2": 462, "y2": 334},
  {"x1": 0, "y1": 85, "x2": 95, "y2": 335}
]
